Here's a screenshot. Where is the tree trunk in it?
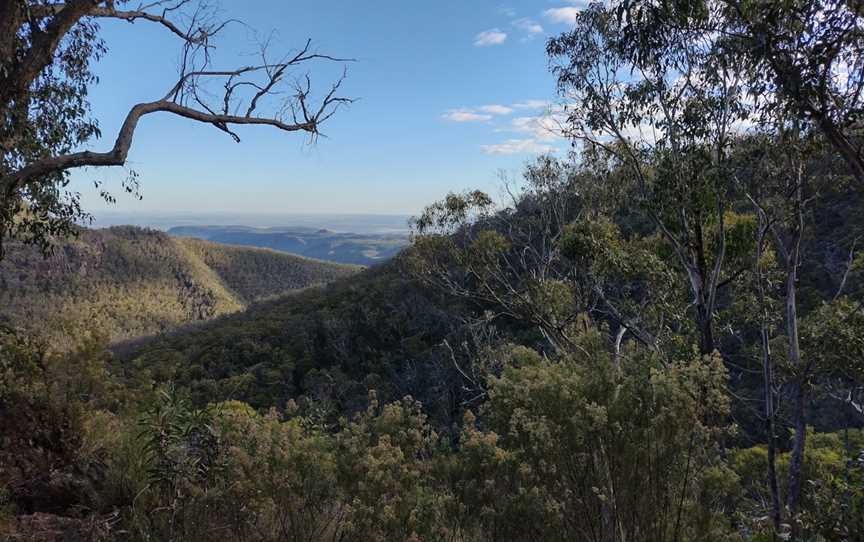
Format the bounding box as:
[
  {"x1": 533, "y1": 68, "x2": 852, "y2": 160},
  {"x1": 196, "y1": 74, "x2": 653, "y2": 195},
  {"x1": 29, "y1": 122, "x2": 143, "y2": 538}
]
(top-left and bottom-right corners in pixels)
[
  {"x1": 690, "y1": 272, "x2": 715, "y2": 356},
  {"x1": 696, "y1": 305, "x2": 714, "y2": 356},
  {"x1": 692, "y1": 220, "x2": 717, "y2": 356},
  {"x1": 784, "y1": 287, "x2": 805, "y2": 534},
  {"x1": 786, "y1": 380, "x2": 807, "y2": 536},
  {"x1": 813, "y1": 109, "x2": 864, "y2": 187},
  {"x1": 782, "y1": 161, "x2": 807, "y2": 539},
  {"x1": 755, "y1": 211, "x2": 783, "y2": 535},
  {"x1": 613, "y1": 326, "x2": 627, "y2": 370},
  {"x1": 764, "y1": 345, "x2": 782, "y2": 537}
]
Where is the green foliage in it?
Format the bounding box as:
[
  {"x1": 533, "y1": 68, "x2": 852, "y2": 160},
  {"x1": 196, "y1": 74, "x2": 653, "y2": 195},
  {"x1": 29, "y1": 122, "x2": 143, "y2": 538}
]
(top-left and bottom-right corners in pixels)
[
  {"x1": 0, "y1": 7, "x2": 107, "y2": 256},
  {"x1": 800, "y1": 297, "x2": 864, "y2": 379},
  {"x1": 335, "y1": 392, "x2": 447, "y2": 541},
  {"x1": 0, "y1": 325, "x2": 126, "y2": 521},
  {"x1": 561, "y1": 216, "x2": 626, "y2": 269},
  {"x1": 413, "y1": 190, "x2": 496, "y2": 235},
  {"x1": 466, "y1": 336, "x2": 734, "y2": 541},
  {"x1": 731, "y1": 428, "x2": 864, "y2": 539},
  {"x1": 120, "y1": 388, "x2": 225, "y2": 540},
  {"x1": 467, "y1": 230, "x2": 511, "y2": 269},
  {"x1": 217, "y1": 401, "x2": 345, "y2": 540}
]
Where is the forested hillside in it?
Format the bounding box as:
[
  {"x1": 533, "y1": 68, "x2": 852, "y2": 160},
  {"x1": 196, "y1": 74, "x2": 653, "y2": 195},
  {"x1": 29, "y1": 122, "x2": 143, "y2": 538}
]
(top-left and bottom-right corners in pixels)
[
  {"x1": 116, "y1": 259, "x2": 464, "y2": 416},
  {"x1": 0, "y1": 227, "x2": 359, "y2": 345},
  {"x1": 121, "y1": 159, "x2": 864, "y2": 429}
]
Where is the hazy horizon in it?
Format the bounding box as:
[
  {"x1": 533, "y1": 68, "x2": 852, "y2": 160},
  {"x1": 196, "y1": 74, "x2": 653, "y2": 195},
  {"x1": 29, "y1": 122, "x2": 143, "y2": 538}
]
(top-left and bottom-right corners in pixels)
[{"x1": 87, "y1": 210, "x2": 414, "y2": 234}]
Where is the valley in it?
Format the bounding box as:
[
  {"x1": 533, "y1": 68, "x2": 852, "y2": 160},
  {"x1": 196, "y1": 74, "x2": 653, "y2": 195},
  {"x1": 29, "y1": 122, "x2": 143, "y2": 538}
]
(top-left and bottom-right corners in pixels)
[{"x1": 168, "y1": 224, "x2": 409, "y2": 265}]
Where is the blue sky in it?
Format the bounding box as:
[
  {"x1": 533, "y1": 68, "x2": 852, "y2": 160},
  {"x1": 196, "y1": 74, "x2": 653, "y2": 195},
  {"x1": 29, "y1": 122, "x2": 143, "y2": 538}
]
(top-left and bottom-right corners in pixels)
[{"x1": 69, "y1": 1, "x2": 586, "y2": 217}]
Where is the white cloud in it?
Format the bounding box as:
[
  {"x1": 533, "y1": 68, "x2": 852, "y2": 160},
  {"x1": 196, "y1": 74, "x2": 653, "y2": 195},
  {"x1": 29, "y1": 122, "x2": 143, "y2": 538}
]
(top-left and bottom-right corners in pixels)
[
  {"x1": 543, "y1": 1, "x2": 596, "y2": 24},
  {"x1": 504, "y1": 108, "x2": 567, "y2": 141},
  {"x1": 479, "y1": 104, "x2": 514, "y2": 115},
  {"x1": 443, "y1": 105, "x2": 512, "y2": 121},
  {"x1": 443, "y1": 101, "x2": 568, "y2": 156},
  {"x1": 512, "y1": 99, "x2": 550, "y2": 110},
  {"x1": 543, "y1": 7, "x2": 582, "y2": 25},
  {"x1": 512, "y1": 17, "x2": 544, "y2": 37},
  {"x1": 498, "y1": 5, "x2": 517, "y2": 17},
  {"x1": 442, "y1": 109, "x2": 493, "y2": 122},
  {"x1": 481, "y1": 139, "x2": 558, "y2": 155},
  {"x1": 474, "y1": 29, "x2": 508, "y2": 47}
]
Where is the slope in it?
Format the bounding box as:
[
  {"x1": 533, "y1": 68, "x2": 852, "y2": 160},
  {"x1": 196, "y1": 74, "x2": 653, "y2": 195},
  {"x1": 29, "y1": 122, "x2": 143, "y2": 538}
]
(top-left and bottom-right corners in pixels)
[{"x1": 0, "y1": 226, "x2": 360, "y2": 346}]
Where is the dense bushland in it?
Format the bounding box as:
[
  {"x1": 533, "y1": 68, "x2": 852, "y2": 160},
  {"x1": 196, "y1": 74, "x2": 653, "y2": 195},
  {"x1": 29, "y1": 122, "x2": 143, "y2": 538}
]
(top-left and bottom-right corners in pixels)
[
  {"x1": 4, "y1": 0, "x2": 864, "y2": 540},
  {"x1": 1, "y1": 319, "x2": 860, "y2": 541}
]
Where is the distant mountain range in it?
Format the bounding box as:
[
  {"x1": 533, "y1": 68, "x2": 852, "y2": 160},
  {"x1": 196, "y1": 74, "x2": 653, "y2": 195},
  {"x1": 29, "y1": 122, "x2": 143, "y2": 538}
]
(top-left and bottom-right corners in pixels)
[
  {"x1": 168, "y1": 225, "x2": 410, "y2": 265},
  {"x1": 89, "y1": 211, "x2": 413, "y2": 234}
]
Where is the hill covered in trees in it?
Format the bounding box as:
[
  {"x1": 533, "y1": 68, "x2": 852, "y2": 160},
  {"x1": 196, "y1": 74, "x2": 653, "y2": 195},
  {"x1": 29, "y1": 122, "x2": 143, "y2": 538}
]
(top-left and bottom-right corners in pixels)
[
  {"x1": 0, "y1": 226, "x2": 359, "y2": 345},
  {"x1": 119, "y1": 158, "x2": 864, "y2": 426},
  {"x1": 116, "y1": 258, "x2": 460, "y2": 415}
]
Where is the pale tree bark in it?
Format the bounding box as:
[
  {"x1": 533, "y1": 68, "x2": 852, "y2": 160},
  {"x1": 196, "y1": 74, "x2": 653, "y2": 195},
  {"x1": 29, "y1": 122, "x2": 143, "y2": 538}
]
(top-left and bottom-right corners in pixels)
[
  {"x1": 750, "y1": 198, "x2": 783, "y2": 534},
  {"x1": 766, "y1": 149, "x2": 807, "y2": 538},
  {"x1": 741, "y1": 125, "x2": 812, "y2": 539},
  {"x1": 780, "y1": 199, "x2": 805, "y2": 536}
]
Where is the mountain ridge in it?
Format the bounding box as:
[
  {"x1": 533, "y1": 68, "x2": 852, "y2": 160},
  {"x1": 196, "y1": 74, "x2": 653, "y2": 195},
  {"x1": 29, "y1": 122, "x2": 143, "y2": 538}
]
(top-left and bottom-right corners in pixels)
[{"x1": 0, "y1": 226, "x2": 360, "y2": 346}]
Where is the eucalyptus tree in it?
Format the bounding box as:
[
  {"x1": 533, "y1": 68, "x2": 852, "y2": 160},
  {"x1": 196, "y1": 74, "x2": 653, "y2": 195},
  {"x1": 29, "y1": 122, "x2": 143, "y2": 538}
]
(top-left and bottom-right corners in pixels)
[
  {"x1": 0, "y1": 0, "x2": 352, "y2": 255},
  {"x1": 731, "y1": 130, "x2": 832, "y2": 534},
  {"x1": 615, "y1": 0, "x2": 864, "y2": 184},
  {"x1": 409, "y1": 159, "x2": 585, "y2": 354},
  {"x1": 547, "y1": 2, "x2": 750, "y2": 354},
  {"x1": 409, "y1": 155, "x2": 680, "y2": 363}
]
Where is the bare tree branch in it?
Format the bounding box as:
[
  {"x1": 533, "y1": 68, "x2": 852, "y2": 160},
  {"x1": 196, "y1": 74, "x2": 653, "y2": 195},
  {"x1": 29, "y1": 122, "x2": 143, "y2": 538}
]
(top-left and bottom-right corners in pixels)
[
  {"x1": 30, "y1": 1, "x2": 216, "y2": 43},
  {"x1": 4, "y1": 99, "x2": 329, "y2": 189}
]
